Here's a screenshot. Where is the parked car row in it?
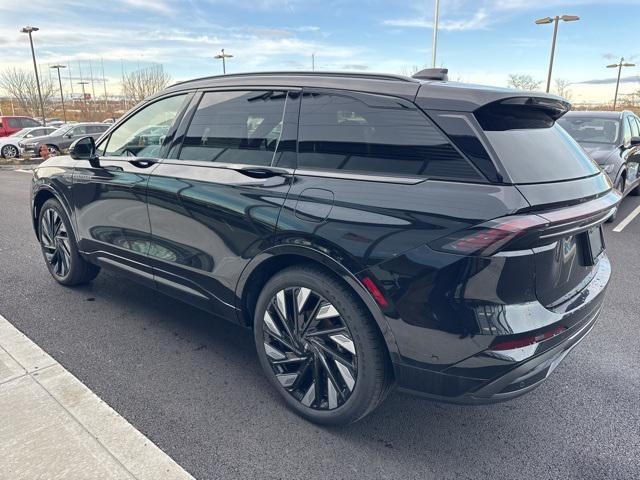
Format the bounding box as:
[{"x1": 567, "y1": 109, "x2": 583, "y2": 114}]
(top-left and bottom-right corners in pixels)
[{"x1": 0, "y1": 120, "x2": 110, "y2": 159}]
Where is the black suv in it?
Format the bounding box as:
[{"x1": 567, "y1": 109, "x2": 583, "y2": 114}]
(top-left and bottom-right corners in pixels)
[{"x1": 31, "y1": 71, "x2": 618, "y2": 425}]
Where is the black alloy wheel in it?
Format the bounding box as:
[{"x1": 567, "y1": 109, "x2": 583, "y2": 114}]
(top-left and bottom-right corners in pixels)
[
  {"x1": 38, "y1": 198, "x2": 100, "y2": 285},
  {"x1": 261, "y1": 287, "x2": 358, "y2": 410},
  {"x1": 254, "y1": 266, "x2": 392, "y2": 425},
  {"x1": 40, "y1": 207, "x2": 71, "y2": 278}
]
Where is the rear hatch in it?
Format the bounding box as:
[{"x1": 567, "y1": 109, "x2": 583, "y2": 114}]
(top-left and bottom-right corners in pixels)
[{"x1": 475, "y1": 97, "x2": 618, "y2": 307}]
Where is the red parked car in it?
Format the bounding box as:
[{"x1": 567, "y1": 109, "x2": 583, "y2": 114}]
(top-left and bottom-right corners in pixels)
[{"x1": 0, "y1": 116, "x2": 41, "y2": 137}]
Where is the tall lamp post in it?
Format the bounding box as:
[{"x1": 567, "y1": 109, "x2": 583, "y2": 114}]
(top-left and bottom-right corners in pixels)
[
  {"x1": 20, "y1": 26, "x2": 46, "y2": 126},
  {"x1": 431, "y1": 0, "x2": 440, "y2": 68},
  {"x1": 214, "y1": 49, "x2": 233, "y2": 74},
  {"x1": 50, "y1": 65, "x2": 67, "y2": 123},
  {"x1": 607, "y1": 57, "x2": 635, "y2": 110},
  {"x1": 535, "y1": 15, "x2": 580, "y2": 93},
  {"x1": 78, "y1": 81, "x2": 89, "y2": 117}
]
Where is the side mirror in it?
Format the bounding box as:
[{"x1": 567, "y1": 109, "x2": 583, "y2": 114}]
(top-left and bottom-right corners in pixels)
[
  {"x1": 630, "y1": 136, "x2": 640, "y2": 147},
  {"x1": 69, "y1": 136, "x2": 99, "y2": 167}
]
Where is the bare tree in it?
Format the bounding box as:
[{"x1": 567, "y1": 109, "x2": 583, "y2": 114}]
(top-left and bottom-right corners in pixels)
[
  {"x1": 553, "y1": 78, "x2": 572, "y2": 100},
  {"x1": 0, "y1": 68, "x2": 56, "y2": 117},
  {"x1": 122, "y1": 65, "x2": 172, "y2": 104},
  {"x1": 507, "y1": 73, "x2": 542, "y2": 91}
]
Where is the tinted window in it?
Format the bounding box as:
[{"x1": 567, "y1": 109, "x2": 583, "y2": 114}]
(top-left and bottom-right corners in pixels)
[
  {"x1": 297, "y1": 92, "x2": 481, "y2": 180},
  {"x1": 557, "y1": 116, "x2": 620, "y2": 144},
  {"x1": 71, "y1": 125, "x2": 89, "y2": 136},
  {"x1": 21, "y1": 118, "x2": 40, "y2": 128},
  {"x1": 102, "y1": 94, "x2": 188, "y2": 158},
  {"x1": 87, "y1": 125, "x2": 108, "y2": 134},
  {"x1": 484, "y1": 124, "x2": 599, "y2": 183},
  {"x1": 8, "y1": 118, "x2": 20, "y2": 128},
  {"x1": 179, "y1": 90, "x2": 286, "y2": 166}
]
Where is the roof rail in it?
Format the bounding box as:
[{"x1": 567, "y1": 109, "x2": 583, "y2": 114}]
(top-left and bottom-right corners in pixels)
[
  {"x1": 171, "y1": 70, "x2": 418, "y2": 88},
  {"x1": 413, "y1": 68, "x2": 448, "y2": 81}
]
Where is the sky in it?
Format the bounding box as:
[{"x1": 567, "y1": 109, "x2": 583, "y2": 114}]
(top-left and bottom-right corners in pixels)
[{"x1": 0, "y1": 0, "x2": 639, "y2": 103}]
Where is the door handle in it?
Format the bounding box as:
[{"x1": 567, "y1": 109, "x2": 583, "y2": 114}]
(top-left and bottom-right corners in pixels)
[
  {"x1": 232, "y1": 166, "x2": 288, "y2": 178},
  {"x1": 128, "y1": 158, "x2": 158, "y2": 169}
]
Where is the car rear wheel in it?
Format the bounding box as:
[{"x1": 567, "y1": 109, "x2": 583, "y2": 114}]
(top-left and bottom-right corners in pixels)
[
  {"x1": 607, "y1": 177, "x2": 626, "y2": 222},
  {"x1": 1, "y1": 144, "x2": 18, "y2": 159},
  {"x1": 38, "y1": 198, "x2": 100, "y2": 285},
  {"x1": 46, "y1": 145, "x2": 60, "y2": 156},
  {"x1": 254, "y1": 266, "x2": 392, "y2": 425}
]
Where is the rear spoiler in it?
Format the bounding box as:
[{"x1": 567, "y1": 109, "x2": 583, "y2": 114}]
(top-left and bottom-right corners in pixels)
[
  {"x1": 415, "y1": 82, "x2": 570, "y2": 114},
  {"x1": 475, "y1": 96, "x2": 571, "y2": 131}
]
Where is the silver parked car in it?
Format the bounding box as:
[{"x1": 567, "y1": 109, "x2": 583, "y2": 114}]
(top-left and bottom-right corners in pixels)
[
  {"x1": 20, "y1": 122, "x2": 110, "y2": 157},
  {"x1": 0, "y1": 126, "x2": 57, "y2": 159}
]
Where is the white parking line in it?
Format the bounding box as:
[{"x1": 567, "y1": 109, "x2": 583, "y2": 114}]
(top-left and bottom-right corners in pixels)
[
  {"x1": 0, "y1": 313, "x2": 194, "y2": 480},
  {"x1": 613, "y1": 204, "x2": 640, "y2": 233},
  {"x1": 14, "y1": 169, "x2": 33, "y2": 174}
]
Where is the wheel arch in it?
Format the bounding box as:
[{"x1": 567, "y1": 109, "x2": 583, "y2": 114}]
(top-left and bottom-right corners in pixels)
[
  {"x1": 235, "y1": 244, "x2": 401, "y2": 362},
  {"x1": 32, "y1": 185, "x2": 75, "y2": 241}
]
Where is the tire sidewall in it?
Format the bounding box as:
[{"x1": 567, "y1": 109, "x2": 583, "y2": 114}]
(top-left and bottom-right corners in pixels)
[
  {"x1": 253, "y1": 267, "x2": 383, "y2": 426},
  {"x1": 38, "y1": 199, "x2": 80, "y2": 284}
]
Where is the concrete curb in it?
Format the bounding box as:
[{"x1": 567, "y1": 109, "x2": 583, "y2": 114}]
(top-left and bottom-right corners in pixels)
[{"x1": 0, "y1": 314, "x2": 195, "y2": 480}]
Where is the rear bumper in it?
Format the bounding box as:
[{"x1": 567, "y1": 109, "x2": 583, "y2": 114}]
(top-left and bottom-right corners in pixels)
[{"x1": 392, "y1": 254, "x2": 610, "y2": 404}]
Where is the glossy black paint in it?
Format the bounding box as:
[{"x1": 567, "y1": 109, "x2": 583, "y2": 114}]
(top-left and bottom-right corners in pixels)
[{"x1": 31, "y1": 72, "x2": 616, "y2": 404}]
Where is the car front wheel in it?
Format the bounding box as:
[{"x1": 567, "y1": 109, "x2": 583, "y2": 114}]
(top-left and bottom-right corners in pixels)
[
  {"x1": 1, "y1": 144, "x2": 18, "y2": 159},
  {"x1": 254, "y1": 266, "x2": 392, "y2": 425},
  {"x1": 38, "y1": 198, "x2": 100, "y2": 285}
]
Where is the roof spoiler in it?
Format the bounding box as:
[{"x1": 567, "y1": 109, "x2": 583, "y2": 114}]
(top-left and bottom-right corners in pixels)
[
  {"x1": 413, "y1": 68, "x2": 448, "y2": 81},
  {"x1": 475, "y1": 96, "x2": 571, "y2": 131}
]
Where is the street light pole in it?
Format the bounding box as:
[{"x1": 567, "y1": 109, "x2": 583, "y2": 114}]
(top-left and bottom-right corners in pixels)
[
  {"x1": 431, "y1": 0, "x2": 440, "y2": 68},
  {"x1": 78, "y1": 81, "x2": 89, "y2": 117},
  {"x1": 20, "y1": 26, "x2": 46, "y2": 126},
  {"x1": 214, "y1": 48, "x2": 233, "y2": 74},
  {"x1": 607, "y1": 57, "x2": 636, "y2": 109},
  {"x1": 50, "y1": 65, "x2": 67, "y2": 123},
  {"x1": 535, "y1": 15, "x2": 580, "y2": 93}
]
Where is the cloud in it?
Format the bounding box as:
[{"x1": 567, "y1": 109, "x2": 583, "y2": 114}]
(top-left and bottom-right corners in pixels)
[
  {"x1": 578, "y1": 75, "x2": 640, "y2": 85},
  {"x1": 384, "y1": 9, "x2": 489, "y2": 31}
]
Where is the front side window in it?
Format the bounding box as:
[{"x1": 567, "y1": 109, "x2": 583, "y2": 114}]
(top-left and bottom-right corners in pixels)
[
  {"x1": 178, "y1": 90, "x2": 286, "y2": 166},
  {"x1": 71, "y1": 125, "x2": 88, "y2": 136},
  {"x1": 102, "y1": 94, "x2": 188, "y2": 158},
  {"x1": 297, "y1": 92, "x2": 481, "y2": 180}
]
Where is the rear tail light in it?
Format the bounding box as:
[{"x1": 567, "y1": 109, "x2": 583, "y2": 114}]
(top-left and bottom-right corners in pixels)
[
  {"x1": 490, "y1": 325, "x2": 567, "y2": 351},
  {"x1": 429, "y1": 215, "x2": 549, "y2": 256}
]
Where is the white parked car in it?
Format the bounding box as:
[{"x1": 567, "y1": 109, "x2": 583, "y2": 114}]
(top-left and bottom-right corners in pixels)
[{"x1": 0, "y1": 127, "x2": 57, "y2": 159}]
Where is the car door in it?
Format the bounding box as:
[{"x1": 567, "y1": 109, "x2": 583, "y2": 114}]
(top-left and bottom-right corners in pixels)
[
  {"x1": 145, "y1": 89, "x2": 298, "y2": 318},
  {"x1": 72, "y1": 93, "x2": 192, "y2": 287}
]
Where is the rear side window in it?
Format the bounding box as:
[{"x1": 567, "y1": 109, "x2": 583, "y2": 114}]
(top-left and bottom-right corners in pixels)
[
  {"x1": 21, "y1": 118, "x2": 40, "y2": 128},
  {"x1": 297, "y1": 92, "x2": 482, "y2": 180},
  {"x1": 179, "y1": 90, "x2": 286, "y2": 166},
  {"x1": 483, "y1": 125, "x2": 599, "y2": 183},
  {"x1": 8, "y1": 118, "x2": 20, "y2": 128}
]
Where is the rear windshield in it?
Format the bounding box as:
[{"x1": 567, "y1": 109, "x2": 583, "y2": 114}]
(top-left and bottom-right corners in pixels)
[
  {"x1": 483, "y1": 124, "x2": 600, "y2": 184},
  {"x1": 556, "y1": 116, "x2": 620, "y2": 145}
]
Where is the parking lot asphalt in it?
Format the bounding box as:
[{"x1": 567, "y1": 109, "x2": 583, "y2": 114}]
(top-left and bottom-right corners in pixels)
[{"x1": 1, "y1": 168, "x2": 639, "y2": 480}]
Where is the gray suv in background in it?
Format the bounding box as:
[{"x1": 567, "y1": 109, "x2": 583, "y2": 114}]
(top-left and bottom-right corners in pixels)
[{"x1": 20, "y1": 123, "x2": 109, "y2": 157}]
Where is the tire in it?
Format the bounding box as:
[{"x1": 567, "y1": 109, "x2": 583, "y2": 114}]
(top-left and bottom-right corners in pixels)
[
  {"x1": 46, "y1": 145, "x2": 60, "y2": 157},
  {"x1": 1, "y1": 144, "x2": 19, "y2": 159},
  {"x1": 253, "y1": 265, "x2": 392, "y2": 426},
  {"x1": 630, "y1": 181, "x2": 640, "y2": 196},
  {"x1": 38, "y1": 198, "x2": 100, "y2": 286}
]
